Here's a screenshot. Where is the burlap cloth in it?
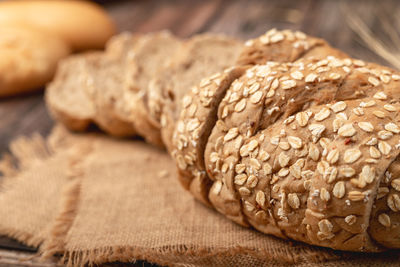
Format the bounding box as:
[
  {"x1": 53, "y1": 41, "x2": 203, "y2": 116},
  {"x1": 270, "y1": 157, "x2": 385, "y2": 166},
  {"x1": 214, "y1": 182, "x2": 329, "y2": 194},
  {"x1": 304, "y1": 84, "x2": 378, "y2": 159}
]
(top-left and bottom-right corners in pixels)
[{"x1": 0, "y1": 126, "x2": 399, "y2": 266}]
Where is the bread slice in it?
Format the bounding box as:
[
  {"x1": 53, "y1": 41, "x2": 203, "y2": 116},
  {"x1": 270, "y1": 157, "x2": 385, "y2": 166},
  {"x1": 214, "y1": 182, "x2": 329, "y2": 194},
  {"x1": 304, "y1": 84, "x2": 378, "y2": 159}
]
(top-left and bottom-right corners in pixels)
[
  {"x1": 120, "y1": 31, "x2": 183, "y2": 146},
  {"x1": 45, "y1": 52, "x2": 99, "y2": 131},
  {"x1": 142, "y1": 34, "x2": 244, "y2": 151},
  {"x1": 45, "y1": 33, "x2": 141, "y2": 136}
]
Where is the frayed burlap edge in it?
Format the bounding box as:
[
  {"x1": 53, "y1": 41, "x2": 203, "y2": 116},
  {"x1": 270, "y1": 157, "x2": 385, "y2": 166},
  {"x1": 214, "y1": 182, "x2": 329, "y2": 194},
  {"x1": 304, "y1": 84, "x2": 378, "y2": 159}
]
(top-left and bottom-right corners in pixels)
[
  {"x1": 0, "y1": 133, "x2": 52, "y2": 248},
  {"x1": 0, "y1": 128, "x2": 93, "y2": 250},
  {"x1": 53, "y1": 243, "x2": 344, "y2": 267},
  {"x1": 41, "y1": 142, "x2": 94, "y2": 259}
]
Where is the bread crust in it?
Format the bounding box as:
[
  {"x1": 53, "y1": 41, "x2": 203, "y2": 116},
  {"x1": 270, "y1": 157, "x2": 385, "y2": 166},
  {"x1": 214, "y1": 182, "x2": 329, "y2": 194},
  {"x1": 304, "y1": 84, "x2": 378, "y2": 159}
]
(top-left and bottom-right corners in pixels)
[
  {"x1": 0, "y1": 25, "x2": 70, "y2": 97},
  {"x1": 172, "y1": 48, "x2": 400, "y2": 250},
  {"x1": 0, "y1": 0, "x2": 116, "y2": 51}
]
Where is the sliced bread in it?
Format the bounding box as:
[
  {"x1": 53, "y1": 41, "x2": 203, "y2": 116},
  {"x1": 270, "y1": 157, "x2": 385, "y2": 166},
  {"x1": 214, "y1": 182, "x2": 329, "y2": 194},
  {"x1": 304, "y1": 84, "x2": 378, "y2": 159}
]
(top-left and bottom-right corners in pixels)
[
  {"x1": 46, "y1": 33, "x2": 141, "y2": 136},
  {"x1": 146, "y1": 34, "x2": 244, "y2": 151},
  {"x1": 121, "y1": 31, "x2": 183, "y2": 146}
]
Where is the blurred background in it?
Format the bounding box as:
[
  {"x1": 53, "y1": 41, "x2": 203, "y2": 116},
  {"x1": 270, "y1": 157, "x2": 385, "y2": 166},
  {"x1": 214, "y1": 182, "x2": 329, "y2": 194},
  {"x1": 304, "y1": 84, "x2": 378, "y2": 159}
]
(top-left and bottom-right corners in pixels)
[{"x1": 1, "y1": 0, "x2": 399, "y2": 153}]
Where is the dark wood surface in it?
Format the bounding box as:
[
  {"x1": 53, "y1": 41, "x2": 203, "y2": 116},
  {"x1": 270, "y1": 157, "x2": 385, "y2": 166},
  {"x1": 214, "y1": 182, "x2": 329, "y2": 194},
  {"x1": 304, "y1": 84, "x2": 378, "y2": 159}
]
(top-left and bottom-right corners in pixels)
[{"x1": 1, "y1": 0, "x2": 399, "y2": 266}]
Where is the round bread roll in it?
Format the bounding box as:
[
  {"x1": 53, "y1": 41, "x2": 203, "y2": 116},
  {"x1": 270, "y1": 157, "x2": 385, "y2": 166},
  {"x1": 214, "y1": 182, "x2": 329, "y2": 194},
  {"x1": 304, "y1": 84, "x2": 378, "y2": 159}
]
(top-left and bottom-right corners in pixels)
[
  {"x1": 171, "y1": 31, "x2": 400, "y2": 251},
  {"x1": 0, "y1": 25, "x2": 70, "y2": 97},
  {"x1": 0, "y1": 0, "x2": 116, "y2": 51}
]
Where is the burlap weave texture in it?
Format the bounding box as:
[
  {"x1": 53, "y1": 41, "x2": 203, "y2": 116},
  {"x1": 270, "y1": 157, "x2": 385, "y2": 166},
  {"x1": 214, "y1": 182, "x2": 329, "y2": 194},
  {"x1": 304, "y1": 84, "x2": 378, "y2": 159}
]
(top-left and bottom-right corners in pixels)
[{"x1": 0, "y1": 126, "x2": 399, "y2": 266}]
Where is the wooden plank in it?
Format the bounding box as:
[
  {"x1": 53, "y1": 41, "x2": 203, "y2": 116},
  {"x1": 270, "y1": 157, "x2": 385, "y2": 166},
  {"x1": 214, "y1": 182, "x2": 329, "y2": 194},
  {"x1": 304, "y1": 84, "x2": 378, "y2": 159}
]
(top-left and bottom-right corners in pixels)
[{"x1": 0, "y1": 248, "x2": 58, "y2": 267}]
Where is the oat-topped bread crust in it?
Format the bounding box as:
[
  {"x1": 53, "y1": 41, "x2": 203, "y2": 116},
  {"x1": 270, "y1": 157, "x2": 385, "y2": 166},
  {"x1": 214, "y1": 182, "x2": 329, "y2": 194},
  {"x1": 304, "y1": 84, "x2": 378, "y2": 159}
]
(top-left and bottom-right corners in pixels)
[
  {"x1": 46, "y1": 33, "x2": 141, "y2": 136},
  {"x1": 145, "y1": 34, "x2": 244, "y2": 151},
  {"x1": 172, "y1": 30, "x2": 348, "y2": 212},
  {"x1": 172, "y1": 53, "x2": 400, "y2": 251},
  {"x1": 237, "y1": 28, "x2": 347, "y2": 66}
]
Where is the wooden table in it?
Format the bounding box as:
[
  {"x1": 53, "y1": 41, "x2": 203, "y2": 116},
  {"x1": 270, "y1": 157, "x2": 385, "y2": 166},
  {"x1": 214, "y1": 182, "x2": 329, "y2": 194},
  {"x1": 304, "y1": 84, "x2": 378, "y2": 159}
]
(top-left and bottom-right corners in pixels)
[{"x1": 1, "y1": 0, "x2": 399, "y2": 266}]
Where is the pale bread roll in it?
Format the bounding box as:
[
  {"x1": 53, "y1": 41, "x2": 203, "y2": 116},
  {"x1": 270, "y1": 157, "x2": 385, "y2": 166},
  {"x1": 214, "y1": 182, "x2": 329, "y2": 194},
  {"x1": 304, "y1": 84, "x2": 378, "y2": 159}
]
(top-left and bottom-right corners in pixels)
[
  {"x1": 0, "y1": 25, "x2": 70, "y2": 97},
  {"x1": 0, "y1": 0, "x2": 116, "y2": 51}
]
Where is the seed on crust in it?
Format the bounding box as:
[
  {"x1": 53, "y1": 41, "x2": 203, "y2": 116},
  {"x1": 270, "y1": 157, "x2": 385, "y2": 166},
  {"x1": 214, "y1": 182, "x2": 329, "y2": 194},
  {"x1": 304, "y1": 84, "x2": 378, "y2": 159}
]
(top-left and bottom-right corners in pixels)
[
  {"x1": 255, "y1": 191, "x2": 266, "y2": 207},
  {"x1": 373, "y1": 110, "x2": 386, "y2": 118},
  {"x1": 384, "y1": 104, "x2": 396, "y2": 112},
  {"x1": 234, "y1": 99, "x2": 247, "y2": 113},
  {"x1": 281, "y1": 80, "x2": 297, "y2": 90},
  {"x1": 309, "y1": 144, "x2": 320, "y2": 161},
  {"x1": 234, "y1": 173, "x2": 248, "y2": 185},
  {"x1": 332, "y1": 118, "x2": 344, "y2": 133},
  {"x1": 288, "y1": 136, "x2": 303, "y2": 149},
  {"x1": 343, "y1": 148, "x2": 362, "y2": 163},
  {"x1": 327, "y1": 149, "x2": 340, "y2": 164},
  {"x1": 330, "y1": 101, "x2": 347, "y2": 113},
  {"x1": 244, "y1": 201, "x2": 255, "y2": 212},
  {"x1": 248, "y1": 82, "x2": 260, "y2": 93},
  {"x1": 369, "y1": 146, "x2": 381, "y2": 159},
  {"x1": 387, "y1": 194, "x2": 400, "y2": 212},
  {"x1": 360, "y1": 100, "x2": 376, "y2": 108},
  {"x1": 393, "y1": 74, "x2": 400, "y2": 80},
  {"x1": 352, "y1": 107, "x2": 364, "y2": 116},
  {"x1": 378, "y1": 141, "x2": 392, "y2": 155},
  {"x1": 270, "y1": 136, "x2": 280, "y2": 145},
  {"x1": 305, "y1": 73, "x2": 318, "y2": 83},
  {"x1": 320, "y1": 188, "x2": 331, "y2": 202},
  {"x1": 380, "y1": 74, "x2": 391, "y2": 83},
  {"x1": 278, "y1": 152, "x2": 290, "y2": 167},
  {"x1": 314, "y1": 108, "x2": 331, "y2": 121},
  {"x1": 345, "y1": 215, "x2": 356, "y2": 225},
  {"x1": 288, "y1": 193, "x2": 300, "y2": 209},
  {"x1": 213, "y1": 181, "x2": 222, "y2": 195},
  {"x1": 296, "y1": 112, "x2": 310, "y2": 127},
  {"x1": 279, "y1": 142, "x2": 290, "y2": 151},
  {"x1": 245, "y1": 177, "x2": 259, "y2": 193},
  {"x1": 278, "y1": 168, "x2": 289, "y2": 177},
  {"x1": 377, "y1": 187, "x2": 390, "y2": 199},
  {"x1": 239, "y1": 187, "x2": 251, "y2": 196},
  {"x1": 290, "y1": 71, "x2": 304, "y2": 80},
  {"x1": 348, "y1": 191, "x2": 365, "y2": 201},
  {"x1": 176, "y1": 155, "x2": 187, "y2": 170},
  {"x1": 270, "y1": 32, "x2": 284, "y2": 43},
  {"x1": 186, "y1": 118, "x2": 200, "y2": 132},
  {"x1": 209, "y1": 152, "x2": 219, "y2": 163},
  {"x1": 318, "y1": 219, "x2": 333, "y2": 233},
  {"x1": 373, "y1": 91, "x2": 387, "y2": 100},
  {"x1": 340, "y1": 167, "x2": 356, "y2": 178},
  {"x1": 358, "y1": 122, "x2": 374, "y2": 132},
  {"x1": 247, "y1": 139, "x2": 259, "y2": 151},
  {"x1": 333, "y1": 181, "x2": 345, "y2": 198},
  {"x1": 368, "y1": 76, "x2": 380, "y2": 86},
  {"x1": 385, "y1": 122, "x2": 400, "y2": 134},
  {"x1": 378, "y1": 213, "x2": 391, "y2": 227},
  {"x1": 263, "y1": 163, "x2": 272, "y2": 175},
  {"x1": 270, "y1": 78, "x2": 279, "y2": 90},
  {"x1": 378, "y1": 130, "x2": 393, "y2": 140},
  {"x1": 309, "y1": 124, "x2": 326, "y2": 140},
  {"x1": 249, "y1": 158, "x2": 261, "y2": 171},
  {"x1": 250, "y1": 91, "x2": 263, "y2": 104},
  {"x1": 359, "y1": 165, "x2": 375, "y2": 184},
  {"x1": 224, "y1": 128, "x2": 239, "y2": 142},
  {"x1": 259, "y1": 150, "x2": 270, "y2": 161},
  {"x1": 391, "y1": 179, "x2": 400, "y2": 191},
  {"x1": 235, "y1": 163, "x2": 246, "y2": 174},
  {"x1": 338, "y1": 123, "x2": 356, "y2": 137}
]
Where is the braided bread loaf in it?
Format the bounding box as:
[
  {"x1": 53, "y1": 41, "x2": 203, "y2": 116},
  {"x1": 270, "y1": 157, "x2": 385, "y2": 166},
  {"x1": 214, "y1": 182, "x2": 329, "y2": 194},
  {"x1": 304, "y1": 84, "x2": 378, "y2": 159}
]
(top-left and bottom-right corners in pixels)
[{"x1": 171, "y1": 41, "x2": 400, "y2": 250}]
